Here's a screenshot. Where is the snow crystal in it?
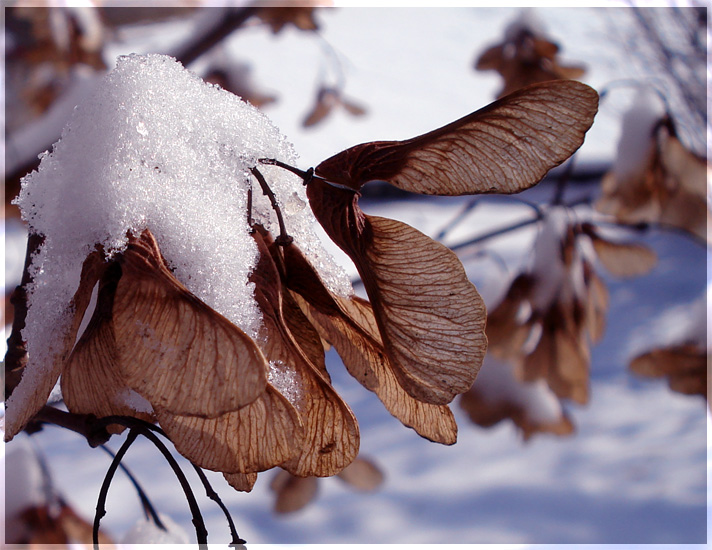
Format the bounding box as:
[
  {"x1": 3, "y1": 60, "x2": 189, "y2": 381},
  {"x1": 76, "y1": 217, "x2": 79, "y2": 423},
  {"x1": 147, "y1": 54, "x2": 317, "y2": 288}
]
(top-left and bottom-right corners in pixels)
[
  {"x1": 268, "y1": 360, "x2": 304, "y2": 412},
  {"x1": 529, "y1": 206, "x2": 570, "y2": 310},
  {"x1": 12, "y1": 54, "x2": 352, "y2": 416},
  {"x1": 115, "y1": 388, "x2": 154, "y2": 415}
]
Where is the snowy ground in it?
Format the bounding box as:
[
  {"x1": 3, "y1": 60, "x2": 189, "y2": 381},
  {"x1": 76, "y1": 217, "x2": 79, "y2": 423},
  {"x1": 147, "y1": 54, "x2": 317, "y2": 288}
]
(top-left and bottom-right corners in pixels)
[{"x1": 3, "y1": 4, "x2": 709, "y2": 548}]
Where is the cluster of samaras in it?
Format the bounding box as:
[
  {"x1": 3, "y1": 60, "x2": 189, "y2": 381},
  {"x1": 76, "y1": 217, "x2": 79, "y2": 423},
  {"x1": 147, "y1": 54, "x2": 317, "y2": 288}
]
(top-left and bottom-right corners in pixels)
[{"x1": 5, "y1": 80, "x2": 598, "y2": 490}]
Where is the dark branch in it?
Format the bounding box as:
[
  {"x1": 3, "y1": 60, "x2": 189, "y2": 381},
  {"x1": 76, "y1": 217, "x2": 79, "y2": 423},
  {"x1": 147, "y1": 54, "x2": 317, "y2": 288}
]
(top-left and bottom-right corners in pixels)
[
  {"x1": 171, "y1": 7, "x2": 259, "y2": 67},
  {"x1": 190, "y1": 464, "x2": 246, "y2": 546},
  {"x1": 99, "y1": 444, "x2": 167, "y2": 530},
  {"x1": 94, "y1": 430, "x2": 139, "y2": 550},
  {"x1": 250, "y1": 166, "x2": 293, "y2": 245}
]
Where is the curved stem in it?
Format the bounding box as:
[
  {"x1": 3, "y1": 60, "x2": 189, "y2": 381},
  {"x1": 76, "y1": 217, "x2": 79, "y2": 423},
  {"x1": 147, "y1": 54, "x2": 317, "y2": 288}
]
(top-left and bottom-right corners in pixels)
[
  {"x1": 449, "y1": 215, "x2": 543, "y2": 253},
  {"x1": 190, "y1": 464, "x2": 246, "y2": 546},
  {"x1": 250, "y1": 166, "x2": 293, "y2": 245},
  {"x1": 172, "y1": 7, "x2": 258, "y2": 67},
  {"x1": 435, "y1": 195, "x2": 544, "y2": 242},
  {"x1": 94, "y1": 430, "x2": 140, "y2": 550},
  {"x1": 593, "y1": 218, "x2": 709, "y2": 248},
  {"x1": 246, "y1": 183, "x2": 254, "y2": 229},
  {"x1": 138, "y1": 428, "x2": 209, "y2": 548},
  {"x1": 94, "y1": 416, "x2": 209, "y2": 547},
  {"x1": 258, "y1": 158, "x2": 312, "y2": 181},
  {"x1": 435, "y1": 197, "x2": 480, "y2": 241},
  {"x1": 99, "y1": 444, "x2": 166, "y2": 530}
]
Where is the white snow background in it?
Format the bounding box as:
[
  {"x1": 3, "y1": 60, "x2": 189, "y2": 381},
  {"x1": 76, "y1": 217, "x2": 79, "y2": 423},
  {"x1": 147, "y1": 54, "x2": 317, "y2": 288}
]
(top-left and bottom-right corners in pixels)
[{"x1": 2, "y1": 3, "x2": 709, "y2": 548}]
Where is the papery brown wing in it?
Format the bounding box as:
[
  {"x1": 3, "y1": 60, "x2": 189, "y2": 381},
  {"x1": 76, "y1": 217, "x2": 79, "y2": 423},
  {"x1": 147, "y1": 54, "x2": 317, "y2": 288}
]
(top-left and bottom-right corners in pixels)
[
  {"x1": 474, "y1": 44, "x2": 505, "y2": 71},
  {"x1": 523, "y1": 308, "x2": 590, "y2": 405},
  {"x1": 113, "y1": 230, "x2": 268, "y2": 417},
  {"x1": 156, "y1": 386, "x2": 303, "y2": 475},
  {"x1": 280, "y1": 239, "x2": 459, "y2": 443},
  {"x1": 485, "y1": 274, "x2": 536, "y2": 360},
  {"x1": 305, "y1": 179, "x2": 486, "y2": 406},
  {"x1": 336, "y1": 456, "x2": 384, "y2": 491},
  {"x1": 302, "y1": 98, "x2": 333, "y2": 128},
  {"x1": 341, "y1": 97, "x2": 367, "y2": 117},
  {"x1": 521, "y1": 320, "x2": 550, "y2": 382},
  {"x1": 270, "y1": 470, "x2": 319, "y2": 514},
  {"x1": 294, "y1": 291, "x2": 459, "y2": 444},
  {"x1": 252, "y1": 231, "x2": 360, "y2": 477},
  {"x1": 5, "y1": 249, "x2": 107, "y2": 441},
  {"x1": 583, "y1": 262, "x2": 608, "y2": 344},
  {"x1": 224, "y1": 472, "x2": 258, "y2": 493},
  {"x1": 360, "y1": 216, "x2": 488, "y2": 404},
  {"x1": 589, "y1": 235, "x2": 657, "y2": 278},
  {"x1": 280, "y1": 290, "x2": 329, "y2": 380},
  {"x1": 658, "y1": 121, "x2": 708, "y2": 197},
  {"x1": 62, "y1": 263, "x2": 155, "y2": 427},
  {"x1": 556, "y1": 65, "x2": 587, "y2": 80},
  {"x1": 549, "y1": 326, "x2": 590, "y2": 405},
  {"x1": 314, "y1": 80, "x2": 598, "y2": 195},
  {"x1": 630, "y1": 345, "x2": 708, "y2": 398},
  {"x1": 459, "y1": 365, "x2": 575, "y2": 441},
  {"x1": 532, "y1": 38, "x2": 561, "y2": 59}
]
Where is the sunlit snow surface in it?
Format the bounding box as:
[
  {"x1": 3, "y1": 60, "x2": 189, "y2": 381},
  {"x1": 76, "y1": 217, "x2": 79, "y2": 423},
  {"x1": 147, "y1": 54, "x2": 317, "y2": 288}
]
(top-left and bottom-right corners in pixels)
[{"x1": 3, "y1": 5, "x2": 708, "y2": 548}]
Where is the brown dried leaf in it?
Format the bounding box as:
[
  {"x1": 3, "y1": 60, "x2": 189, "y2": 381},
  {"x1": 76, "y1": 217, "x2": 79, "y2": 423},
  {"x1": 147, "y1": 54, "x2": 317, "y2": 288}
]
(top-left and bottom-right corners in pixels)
[
  {"x1": 314, "y1": 80, "x2": 598, "y2": 195},
  {"x1": 224, "y1": 472, "x2": 258, "y2": 493},
  {"x1": 302, "y1": 94, "x2": 334, "y2": 128},
  {"x1": 280, "y1": 289, "x2": 329, "y2": 379},
  {"x1": 596, "y1": 116, "x2": 710, "y2": 243},
  {"x1": 459, "y1": 381, "x2": 575, "y2": 440},
  {"x1": 251, "y1": 230, "x2": 360, "y2": 477},
  {"x1": 255, "y1": 6, "x2": 324, "y2": 34},
  {"x1": 307, "y1": 180, "x2": 487, "y2": 405},
  {"x1": 336, "y1": 456, "x2": 384, "y2": 491},
  {"x1": 62, "y1": 263, "x2": 155, "y2": 428},
  {"x1": 630, "y1": 344, "x2": 708, "y2": 399},
  {"x1": 280, "y1": 241, "x2": 458, "y2": 444},
  {"x1": 306, "y1": 176, "x2": 486, "y2": 407},
  {"x1": 523, "y1": 310, "x2": 590, "y2": 404},
  {"x1": 360, "y1": 216, "x2": 488, "y2": 405},
  {"x1": 474, "y1": 27, "x2": 586, "y2": 98},
  {"x1": 302, "y1": 87, "x2": 367, "y2": 128},
  {"x1": 532, "y1": 37, "x2": 561, "y2": 59},
  {"x1": 113, "y1": 230, "x2": 268, "y2": 417},
  {"x1": 57, "y1": 502, "x2": 115, "y2": 546},
  {"x1": 556, "y1": 65, "x2": 587, "y2": 81},
  {"x1": 658, "y1": 122, "x2": 707, "y2": 197},
  {"x1": 485, "y1": 274, "x2": 536, "y2": 358},
  {"x1": 157, "y1": 385, "x2": 303, "y2": 475},
  {"x1": 270, "y1": 470, "x2": 319, "y2": 514},
  {"x1": 17, "y1": 503, "x2": 115, "y2": 547},
  {"x1": 297, "y1": 292, "x2": 459, "y2": 444},
  {"x1": 549, "y1": 325, "x2": 590, "y2": 404},
  {"x1": 583, "y1": 263, "x2": 609, "y2": 344},
  {"x1": 341, "y1": 98, "x2": 367, "y2": 117},
  {"x1": 521, "y1": 320, "x2": 551, "y2": 382},
  {"x1": 474, "y1": 44, "x2": 505, "y2": 71},
  {"x1": 590, "y1": 234, "x2": 657, "y2": 278},
  {"x1": 203, "y1": 68, "x2": 277, "y2": 110}
]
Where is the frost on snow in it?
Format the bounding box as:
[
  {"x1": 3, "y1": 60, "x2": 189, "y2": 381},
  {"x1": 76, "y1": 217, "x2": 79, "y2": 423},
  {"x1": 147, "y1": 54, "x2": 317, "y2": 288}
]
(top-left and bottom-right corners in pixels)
[{"x1": 10, "y1": 53, "x2": 352, "y2": 422}]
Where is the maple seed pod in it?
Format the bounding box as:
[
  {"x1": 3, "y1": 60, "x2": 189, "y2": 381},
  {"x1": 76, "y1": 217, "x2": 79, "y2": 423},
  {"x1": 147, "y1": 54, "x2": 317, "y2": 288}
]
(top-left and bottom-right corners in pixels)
[{"x1": 262, "y1": 79, "x2": 599, "y2": 407}]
